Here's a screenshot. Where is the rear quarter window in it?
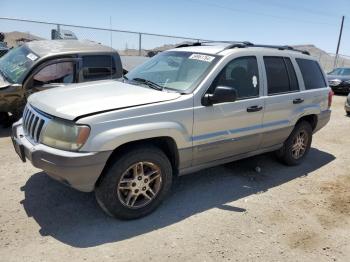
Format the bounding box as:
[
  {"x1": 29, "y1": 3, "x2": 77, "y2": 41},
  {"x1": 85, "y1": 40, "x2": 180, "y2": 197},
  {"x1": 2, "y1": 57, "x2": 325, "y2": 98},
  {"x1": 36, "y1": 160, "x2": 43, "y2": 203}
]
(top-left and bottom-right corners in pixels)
[
  {"x1": 82, "y1": 55, "x2": 116, "y2": 81},
  {"x1": 296, "y1": 58, "x2": 326, "y2": 90}
]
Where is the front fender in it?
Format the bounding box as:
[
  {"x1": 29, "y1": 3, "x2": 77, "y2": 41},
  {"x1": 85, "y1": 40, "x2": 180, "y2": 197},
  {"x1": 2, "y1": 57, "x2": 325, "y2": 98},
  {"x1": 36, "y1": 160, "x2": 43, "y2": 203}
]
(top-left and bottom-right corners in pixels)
[{"x1": 81, "y1": 121, "x2": 192, "y2": 152}]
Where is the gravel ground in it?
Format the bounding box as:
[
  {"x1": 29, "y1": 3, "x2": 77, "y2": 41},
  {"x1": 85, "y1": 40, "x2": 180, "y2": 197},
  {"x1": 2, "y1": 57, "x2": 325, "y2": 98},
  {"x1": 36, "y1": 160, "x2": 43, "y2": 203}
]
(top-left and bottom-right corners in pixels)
[{"x1": 0, "y1": 95, "x2": 349, "y2": 262}]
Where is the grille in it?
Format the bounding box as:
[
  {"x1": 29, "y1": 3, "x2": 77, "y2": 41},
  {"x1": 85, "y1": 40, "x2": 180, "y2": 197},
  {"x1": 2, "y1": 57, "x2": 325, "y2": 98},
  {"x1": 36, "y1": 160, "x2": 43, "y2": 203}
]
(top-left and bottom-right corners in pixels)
[{"x1": 22, "y1": 105, "x2": 49, "y2": 143}]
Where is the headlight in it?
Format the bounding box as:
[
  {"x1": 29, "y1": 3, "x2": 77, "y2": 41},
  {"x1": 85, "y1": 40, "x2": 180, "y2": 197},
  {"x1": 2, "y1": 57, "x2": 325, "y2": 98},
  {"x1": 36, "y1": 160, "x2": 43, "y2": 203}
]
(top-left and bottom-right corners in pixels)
[{"x1": 41, "y1": 119, "x2": 90, "y2": 151}]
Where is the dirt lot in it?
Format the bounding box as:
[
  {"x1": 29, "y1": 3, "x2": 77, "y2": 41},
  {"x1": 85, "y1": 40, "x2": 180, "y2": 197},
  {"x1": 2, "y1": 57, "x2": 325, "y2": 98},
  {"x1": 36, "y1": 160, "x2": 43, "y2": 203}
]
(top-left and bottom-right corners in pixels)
[{"x1": 0, "y1": 95, "x2": 349, "y2": 262}]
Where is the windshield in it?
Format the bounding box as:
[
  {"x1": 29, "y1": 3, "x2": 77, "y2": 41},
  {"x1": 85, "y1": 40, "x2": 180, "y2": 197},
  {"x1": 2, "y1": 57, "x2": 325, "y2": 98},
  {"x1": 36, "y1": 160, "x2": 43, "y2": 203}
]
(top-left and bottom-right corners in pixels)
[
  {"x1": 0, "y1": 45, "x2": 38, "y2": 83},
  {"x1": 328, "y1": 68, "x2": 350, "y2": 76},
  {"x1": 125, "y1": 51, "x2": 219, "y2": 92}
]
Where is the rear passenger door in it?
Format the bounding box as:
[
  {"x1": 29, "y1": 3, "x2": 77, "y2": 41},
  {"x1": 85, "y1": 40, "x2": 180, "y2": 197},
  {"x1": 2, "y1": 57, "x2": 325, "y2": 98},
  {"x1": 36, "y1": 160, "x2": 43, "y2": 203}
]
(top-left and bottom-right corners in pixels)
[{"x1": 260, "y1": 56, "x2": 304, "y2": 148}]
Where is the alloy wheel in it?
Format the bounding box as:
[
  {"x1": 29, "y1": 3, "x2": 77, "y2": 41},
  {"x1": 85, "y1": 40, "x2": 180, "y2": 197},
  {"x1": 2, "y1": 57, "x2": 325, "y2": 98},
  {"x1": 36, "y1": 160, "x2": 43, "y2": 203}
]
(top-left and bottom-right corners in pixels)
[
  {"x1": 117, "y1": 161, "x2": 162, "y2": 209},
  {"x1": 291, "y1": 130, "x2": 308, "y2": 159}
]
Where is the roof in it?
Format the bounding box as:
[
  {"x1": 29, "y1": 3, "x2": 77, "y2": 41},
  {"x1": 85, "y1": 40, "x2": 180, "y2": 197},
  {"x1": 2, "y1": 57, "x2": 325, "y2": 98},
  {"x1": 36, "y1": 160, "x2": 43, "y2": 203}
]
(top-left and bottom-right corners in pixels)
[{"x1": 25, "y1": 40, "x2": 116, "y2": 57}]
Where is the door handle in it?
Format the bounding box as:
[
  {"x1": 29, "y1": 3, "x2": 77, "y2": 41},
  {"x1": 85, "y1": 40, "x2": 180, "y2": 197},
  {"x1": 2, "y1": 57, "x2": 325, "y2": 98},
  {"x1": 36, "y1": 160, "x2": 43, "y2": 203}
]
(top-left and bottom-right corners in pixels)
[
  {"x1": 293, "y1": 98, "x2": 304, "y2": 104},
  {"x1": 247, "y1": 105, "x2": 263, "y2": 112}
]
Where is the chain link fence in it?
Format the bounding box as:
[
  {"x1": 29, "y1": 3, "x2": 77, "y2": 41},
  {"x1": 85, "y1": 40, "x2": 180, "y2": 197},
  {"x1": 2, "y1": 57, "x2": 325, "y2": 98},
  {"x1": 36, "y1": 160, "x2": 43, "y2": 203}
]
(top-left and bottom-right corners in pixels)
[
  {"x1": 0, "y1": 17, "x2": 210, "y2": 57},
  {"x1": 1, "y1": 17, "x2": 349, "y2": 72}
]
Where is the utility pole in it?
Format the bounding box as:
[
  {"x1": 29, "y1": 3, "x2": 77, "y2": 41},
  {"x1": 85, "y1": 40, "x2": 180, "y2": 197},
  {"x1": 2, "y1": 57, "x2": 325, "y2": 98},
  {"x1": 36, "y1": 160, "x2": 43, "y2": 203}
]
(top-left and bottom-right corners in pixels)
[{"x1": 334, "y1": 15, "x2": 345, "y2": 68}]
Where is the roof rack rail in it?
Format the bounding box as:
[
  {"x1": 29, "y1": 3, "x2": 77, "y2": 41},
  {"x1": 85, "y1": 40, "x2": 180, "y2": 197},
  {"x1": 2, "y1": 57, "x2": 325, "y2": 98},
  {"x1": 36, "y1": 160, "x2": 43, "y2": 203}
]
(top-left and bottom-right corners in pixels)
[
  {"x1": 175, "y1": 41, "x2": 252, "y2": 49},
  {"x1": 224, "y1": 42, "x2": 310, "y2": 55},
  {"x1": 175, "y1": 42, "x2": 202, "y2": 48},
  {"x1": 175, "y1": 41, "x2": 310, "y2": 55},
  {"x1": 250, "y1": 44, "x2": 310, "y2": 55}
]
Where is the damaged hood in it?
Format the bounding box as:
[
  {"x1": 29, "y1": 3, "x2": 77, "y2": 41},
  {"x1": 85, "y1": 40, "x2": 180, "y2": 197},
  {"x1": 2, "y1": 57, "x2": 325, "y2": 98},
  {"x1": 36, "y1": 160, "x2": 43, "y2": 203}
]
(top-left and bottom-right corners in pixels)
[{"x1": 28, "y1": 80, "x2": 181, "y2": 120}]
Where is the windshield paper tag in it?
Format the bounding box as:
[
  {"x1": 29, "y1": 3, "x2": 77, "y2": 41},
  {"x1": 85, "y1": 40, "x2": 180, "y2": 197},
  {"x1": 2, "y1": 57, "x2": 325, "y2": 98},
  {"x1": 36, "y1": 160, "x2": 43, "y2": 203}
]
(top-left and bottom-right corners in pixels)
[
  {"x1": 27, "y1": 53, "x2": 38, "y2": 61},
  {"x1": 189, "y1": 54, "x2": 215, "y2": 62}
]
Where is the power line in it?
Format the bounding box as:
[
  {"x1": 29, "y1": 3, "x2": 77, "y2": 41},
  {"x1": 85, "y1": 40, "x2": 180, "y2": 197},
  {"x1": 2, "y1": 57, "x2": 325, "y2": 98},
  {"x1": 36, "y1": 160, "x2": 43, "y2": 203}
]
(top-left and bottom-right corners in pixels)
[
  {"x1": 247, "y1": 0, "x2": 341, "y2": 19},
  {"x1": 187, "y1": 0, "x2": 340, "y2": 27}
]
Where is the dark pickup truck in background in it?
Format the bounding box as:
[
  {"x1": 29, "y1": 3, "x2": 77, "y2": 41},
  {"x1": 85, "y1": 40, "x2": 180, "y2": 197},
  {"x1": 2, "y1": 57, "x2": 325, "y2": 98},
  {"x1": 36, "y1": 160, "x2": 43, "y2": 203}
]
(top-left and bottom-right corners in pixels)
[{"x1": 0, "y1": 40, "x2": 126, "y2": 125}]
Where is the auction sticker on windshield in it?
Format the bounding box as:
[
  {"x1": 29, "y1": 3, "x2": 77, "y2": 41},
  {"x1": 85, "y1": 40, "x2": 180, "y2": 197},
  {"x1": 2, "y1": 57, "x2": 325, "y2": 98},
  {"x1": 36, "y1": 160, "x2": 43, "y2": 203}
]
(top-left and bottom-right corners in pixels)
[
  {"x1": 189, "y1": 54, "x2": 215, "y2": 62},
  {"x1": 26, "y1": 53, "x2": 38, "y2": 61}
]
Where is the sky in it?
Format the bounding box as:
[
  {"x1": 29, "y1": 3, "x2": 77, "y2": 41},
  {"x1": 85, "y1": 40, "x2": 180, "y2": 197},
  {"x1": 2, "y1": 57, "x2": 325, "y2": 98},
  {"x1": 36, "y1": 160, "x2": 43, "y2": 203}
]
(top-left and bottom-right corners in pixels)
[{"x1": 1, "y1": 0, "x2": 350, "y2": 55}]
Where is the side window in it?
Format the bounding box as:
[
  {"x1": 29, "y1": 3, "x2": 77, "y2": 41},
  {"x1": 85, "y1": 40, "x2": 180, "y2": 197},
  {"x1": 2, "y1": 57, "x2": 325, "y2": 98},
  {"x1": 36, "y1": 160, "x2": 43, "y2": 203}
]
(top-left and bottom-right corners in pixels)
[
  {"x1": 33, "y1": 62, "x2": 75, "y2": 85},
  {"x1": 212, "y1": 56, "x2": 259, "y2": 99},
  {"x1": 296, "y1": 58, "x2": 326, "y2": 90},
  {"x1": 264, "y1": 57, "x2": 299, "y2": 95},
  {"x1": 284, "y1": 58, "x2": 299, "y2": 91},
  {"x1": 82, "y1": 55, "x2": 116, "y2": 81}
]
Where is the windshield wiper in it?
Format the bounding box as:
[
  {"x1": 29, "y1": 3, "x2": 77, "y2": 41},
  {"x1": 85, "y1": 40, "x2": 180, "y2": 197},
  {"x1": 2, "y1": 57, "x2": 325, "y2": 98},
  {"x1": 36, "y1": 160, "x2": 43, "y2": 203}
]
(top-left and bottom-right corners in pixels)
[{"x1": 132, "y1": 78, "x2": 163, "y2": 91}]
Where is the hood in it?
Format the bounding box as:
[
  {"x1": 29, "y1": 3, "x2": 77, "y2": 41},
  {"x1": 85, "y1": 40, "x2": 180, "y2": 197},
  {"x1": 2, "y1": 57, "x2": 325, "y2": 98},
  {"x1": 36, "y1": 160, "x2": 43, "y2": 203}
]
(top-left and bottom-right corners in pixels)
[{"x1": 28, "y1": 80, "x2": 181, "y2": 120}]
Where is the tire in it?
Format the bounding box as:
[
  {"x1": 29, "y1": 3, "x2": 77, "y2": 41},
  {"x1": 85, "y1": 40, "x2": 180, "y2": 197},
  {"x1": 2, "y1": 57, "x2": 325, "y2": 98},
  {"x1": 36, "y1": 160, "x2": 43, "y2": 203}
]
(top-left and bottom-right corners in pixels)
[
  {"x1": 276, "y1": 121, "x2": 313, "y2": 166},
  {"x1": 95, "y1": 145, "x2": 173, "y2": 220},
  {"x1": 346, "y1": 111, "x2": 350, "y2": 116}
]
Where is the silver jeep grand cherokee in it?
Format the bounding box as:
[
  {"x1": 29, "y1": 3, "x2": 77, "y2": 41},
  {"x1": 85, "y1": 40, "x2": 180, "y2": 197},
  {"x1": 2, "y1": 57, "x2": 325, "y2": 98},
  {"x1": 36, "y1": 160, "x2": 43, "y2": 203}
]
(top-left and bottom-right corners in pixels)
[{"x1": 12, "y1": 42, "x2": 332, "y2": 219}]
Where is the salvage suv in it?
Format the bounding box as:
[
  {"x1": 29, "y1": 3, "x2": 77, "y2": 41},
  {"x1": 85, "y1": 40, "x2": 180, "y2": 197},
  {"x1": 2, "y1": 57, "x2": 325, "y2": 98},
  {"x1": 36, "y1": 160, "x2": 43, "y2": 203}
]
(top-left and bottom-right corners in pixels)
[
  {"x1": 0, "y1": 40, "x2": 123, "y2": 125},
  {"x1": 12, "y1": 42, "x2": 332, "y2": 219}
]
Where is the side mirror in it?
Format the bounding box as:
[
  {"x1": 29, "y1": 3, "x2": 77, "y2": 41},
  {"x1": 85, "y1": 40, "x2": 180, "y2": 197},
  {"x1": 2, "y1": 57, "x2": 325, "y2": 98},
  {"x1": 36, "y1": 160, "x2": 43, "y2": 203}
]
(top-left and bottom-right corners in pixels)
[{"x1": 202, "y1": 86, "x2": 237, "y2": 106}]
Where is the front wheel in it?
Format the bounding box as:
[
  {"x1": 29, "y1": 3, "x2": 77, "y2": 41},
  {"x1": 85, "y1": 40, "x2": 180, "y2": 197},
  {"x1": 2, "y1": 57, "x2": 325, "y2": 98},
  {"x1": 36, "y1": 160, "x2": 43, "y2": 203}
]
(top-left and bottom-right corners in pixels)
[
  {"x1": 276, "y1": 121, "x2": 313, "y2": 166},
  {"x1": 95, "y1": 146, "x2": 173, "y2": 220}
]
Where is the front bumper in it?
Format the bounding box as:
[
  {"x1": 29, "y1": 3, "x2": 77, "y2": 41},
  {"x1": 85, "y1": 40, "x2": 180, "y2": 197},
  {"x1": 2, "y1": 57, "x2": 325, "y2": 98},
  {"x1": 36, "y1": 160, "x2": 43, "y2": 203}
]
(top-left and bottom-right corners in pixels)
[{"x1": 12, "y1": 122, "x2": 112, "y2": 192}]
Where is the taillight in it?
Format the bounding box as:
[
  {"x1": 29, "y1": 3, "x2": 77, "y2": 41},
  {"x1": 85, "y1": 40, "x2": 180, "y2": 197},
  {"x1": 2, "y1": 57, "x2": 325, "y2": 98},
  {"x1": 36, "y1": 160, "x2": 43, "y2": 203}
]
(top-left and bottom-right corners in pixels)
[{"x1": 328, "y1": 90, "x2": 334, "y2": 108}]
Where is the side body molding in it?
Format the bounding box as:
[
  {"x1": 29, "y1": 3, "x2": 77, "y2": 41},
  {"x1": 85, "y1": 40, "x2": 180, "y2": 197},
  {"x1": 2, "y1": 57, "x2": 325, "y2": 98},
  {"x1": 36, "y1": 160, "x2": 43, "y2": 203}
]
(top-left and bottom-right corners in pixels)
[{"x1": 88, "y1": 122, "x2": 191, "y2": 152}]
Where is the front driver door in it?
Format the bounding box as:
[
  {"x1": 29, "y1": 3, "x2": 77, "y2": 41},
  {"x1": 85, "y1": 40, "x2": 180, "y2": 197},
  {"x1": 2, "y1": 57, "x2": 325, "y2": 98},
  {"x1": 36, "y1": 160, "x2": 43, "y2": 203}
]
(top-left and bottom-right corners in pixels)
[{"x1": 192, "y1": 56, "x2": 264, "y2": 166}]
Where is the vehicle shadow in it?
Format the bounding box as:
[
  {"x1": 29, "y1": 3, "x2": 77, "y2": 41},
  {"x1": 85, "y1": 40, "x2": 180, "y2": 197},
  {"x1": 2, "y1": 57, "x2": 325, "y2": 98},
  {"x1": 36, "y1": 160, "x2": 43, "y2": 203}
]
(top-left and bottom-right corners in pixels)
[
  {"x1": 20, "y1": 148, "x2": 334, "y2": 248},
  {"x1": 0, "y1": 126, "x2": 11, "y2": 138}
]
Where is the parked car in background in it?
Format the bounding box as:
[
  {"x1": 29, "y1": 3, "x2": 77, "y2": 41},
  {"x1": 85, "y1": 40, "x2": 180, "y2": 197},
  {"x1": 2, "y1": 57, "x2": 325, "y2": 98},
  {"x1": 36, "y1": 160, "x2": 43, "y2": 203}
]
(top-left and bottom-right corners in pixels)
[
  {"x1": 345, "y1": 93, "x2": 350, "y2": 116},
  {"x1": 12, "y1": 42, "x2": 332, "y2": 219},
  {"x1": 0, "y1": 40, "x2": 124, "y2": 125},
  {"x1": 327, "y1": 67, "x2": 350, "y2": 94}
]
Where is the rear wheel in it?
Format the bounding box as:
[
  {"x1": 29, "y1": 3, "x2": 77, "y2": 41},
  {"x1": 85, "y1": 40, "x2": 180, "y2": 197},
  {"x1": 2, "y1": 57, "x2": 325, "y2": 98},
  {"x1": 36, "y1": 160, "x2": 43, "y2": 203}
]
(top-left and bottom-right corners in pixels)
[
  {"x1": 276, "y1": 121, "x2": 312, "y2": 166},
  {"x1": 95, "y1": 146, "x2": 173, "y2": 220}
]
